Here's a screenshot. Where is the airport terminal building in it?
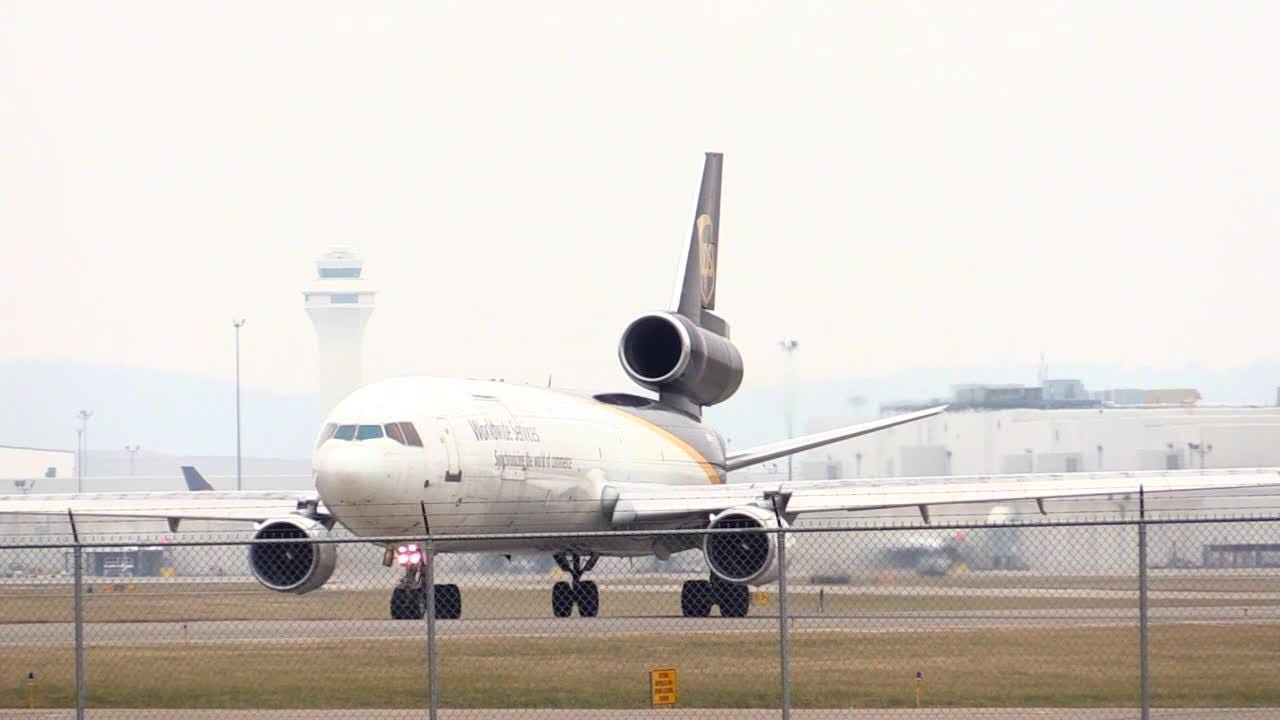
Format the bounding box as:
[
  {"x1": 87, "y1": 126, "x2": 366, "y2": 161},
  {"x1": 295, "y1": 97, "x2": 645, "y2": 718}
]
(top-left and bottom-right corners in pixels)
[
  {"x1": 787, "y1": 382, "x2": 1280, "y2": 577},
  {"x1": 803, "y1": 403, "x2": 1280, "y2": 481},
  {"x1": 0, "y1": 445, "x2": 74, "y2": 493}
]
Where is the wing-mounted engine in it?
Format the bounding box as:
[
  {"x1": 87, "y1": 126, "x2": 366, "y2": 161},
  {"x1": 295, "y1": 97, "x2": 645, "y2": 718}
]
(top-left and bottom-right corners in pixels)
[
  {"x1": 702, "y1": 505, "x2": 793, "y2": 586},
  {"x1": 249, "y1": 517, "x2": 337, "y2": 594},
  {"x1": 618, "y1": 311, "x2": 743, "y2": 410}
]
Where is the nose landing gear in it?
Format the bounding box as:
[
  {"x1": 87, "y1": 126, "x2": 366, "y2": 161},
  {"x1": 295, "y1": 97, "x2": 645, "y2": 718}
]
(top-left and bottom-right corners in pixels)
[
  {"x1": 552, "y1": 552, "x2": 599, "y2": 617},
  {"x1": 389, "y1": 543, "x2": 462, "y2": 620}
]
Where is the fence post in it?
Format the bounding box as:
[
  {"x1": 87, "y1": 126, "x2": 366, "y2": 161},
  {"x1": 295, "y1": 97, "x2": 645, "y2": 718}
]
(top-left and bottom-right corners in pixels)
[
  {"x1": 424, "y1": 535, "x2": 440, "y2": 717},
  {"x1": 775, "y1": 517, "x2": 791, "y2": 720},
  {"x1": 68, "y1": 511, "x2": 86, "y2": 720},
  {"x1": 422, "y1": 515, "x2": 439, "y2": 720},
  {"x1": 1138, "y1": 486, "x2": 1150, "y2": 720}
]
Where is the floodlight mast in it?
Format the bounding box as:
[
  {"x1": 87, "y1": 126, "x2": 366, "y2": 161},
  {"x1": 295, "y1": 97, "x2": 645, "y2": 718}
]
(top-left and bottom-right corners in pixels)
[
  {"x1": 778, "y1": 340, "x2": 799, "y2": 483},
  {"x1": 234, "y1": 319, "x2": 246, "y2": 491}
]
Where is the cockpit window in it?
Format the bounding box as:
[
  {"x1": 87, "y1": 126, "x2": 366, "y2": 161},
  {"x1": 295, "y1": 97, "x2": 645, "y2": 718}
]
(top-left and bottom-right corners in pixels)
[
  {"x1": 398, "y1": 422, "x2": 424, "y2": 447},
  {"x1": 328, "y1": 422, "x2": 416, "y2": 444},
  {"x1": 385, "y1": 423, "x2": 406, "y2": 444},
  {"x1": 316, "y1": 423, "x2": 338, "y2": 447},
  {"x1": 356, "y1": 424, "x2": 384, "y2": 441}
]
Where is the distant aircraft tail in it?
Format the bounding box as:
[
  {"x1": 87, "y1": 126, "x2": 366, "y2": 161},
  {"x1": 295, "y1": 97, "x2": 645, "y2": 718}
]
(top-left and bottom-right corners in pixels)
[{"x1": 180, "y1": 466, "x2": 214, "y2": 491}]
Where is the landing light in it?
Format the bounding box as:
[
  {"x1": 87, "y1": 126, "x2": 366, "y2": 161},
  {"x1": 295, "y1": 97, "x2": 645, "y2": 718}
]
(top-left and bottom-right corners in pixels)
[{"x1": 394, "y1": 545, "x2": 426, "y2": 567}]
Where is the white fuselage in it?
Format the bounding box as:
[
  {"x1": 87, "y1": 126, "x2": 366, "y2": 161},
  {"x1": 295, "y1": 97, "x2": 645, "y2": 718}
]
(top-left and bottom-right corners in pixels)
[{"x1": 312, "y1": 377, "x2": 723, "y2": 555}]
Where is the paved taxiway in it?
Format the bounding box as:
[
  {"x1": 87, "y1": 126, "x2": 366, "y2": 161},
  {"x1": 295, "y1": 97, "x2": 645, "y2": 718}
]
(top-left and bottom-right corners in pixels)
[{"x1": 3, "y1": 606, "x2": 1275, "y2": 647}]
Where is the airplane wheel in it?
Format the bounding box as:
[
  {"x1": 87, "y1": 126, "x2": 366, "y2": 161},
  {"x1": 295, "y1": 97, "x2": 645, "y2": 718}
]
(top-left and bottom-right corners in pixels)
[
  {"x1": 576, "y1": 581, "x2": 599, "y2": 617},
  {"x1": 391, "y1": 587, "x2": 424, "y2": 620},
  {"x1": 434, "y1": 584, "x2": 462, "y2": 620},
  {"x1": 715, "y1": 581, "x2": 750, "y2": 618},
  {"x1": 552, "y1": 581, "x2": 574, "y2": 617},
  {"x1": 680, "y1": 580, "x2": 713, "y2": 617}
]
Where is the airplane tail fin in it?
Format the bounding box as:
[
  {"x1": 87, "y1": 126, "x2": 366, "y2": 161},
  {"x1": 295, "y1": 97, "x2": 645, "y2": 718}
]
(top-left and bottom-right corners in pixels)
[
  {"x1": 181, "y1": 466, "x2": 214, "y2": 491},
  {"x1": 674, "y1": 152, "x2": 724, "y2": 333}
]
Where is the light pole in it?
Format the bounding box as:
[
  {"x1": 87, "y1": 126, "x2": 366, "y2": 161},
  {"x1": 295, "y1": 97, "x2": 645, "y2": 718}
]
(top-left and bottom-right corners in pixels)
[
  {"x1": 778, "y1": 340, "x2": 799, "y2": 483},
  {"x1": 75, "y1": 410, "x2": 93, "y2": 493},
  {"x1": 234, "y1": 319, "x2": 246, "y2": 492},
  {"x1": 124, "y1": 444, "x2": 141, "y2": 477},
  {"x1": 1187, "y1": 442, "x2": 1213, "y2": 470},
  {"x1": 847, "y1": 395, "x2": 867, "y2": 416}
]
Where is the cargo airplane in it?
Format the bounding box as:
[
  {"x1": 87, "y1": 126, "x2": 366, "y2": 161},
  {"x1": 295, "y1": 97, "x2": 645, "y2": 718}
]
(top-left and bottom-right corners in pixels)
[{"x1": 4, "y1": 154, "x2": 1279, "y2": 620}]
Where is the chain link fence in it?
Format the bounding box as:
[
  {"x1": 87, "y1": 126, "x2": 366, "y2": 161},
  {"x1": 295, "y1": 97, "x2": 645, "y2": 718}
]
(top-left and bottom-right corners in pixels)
[{"x1": 2, "y1": 514, "x2": 1279, "y2": 718}]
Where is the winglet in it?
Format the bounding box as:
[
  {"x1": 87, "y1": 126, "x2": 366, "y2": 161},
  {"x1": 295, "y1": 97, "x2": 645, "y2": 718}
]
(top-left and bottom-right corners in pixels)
[
  {"x1": 675, "y1": 152, "x2": 723, "y2": 327},
  {"x1": 180, "y1": 466, "x2": 214, "y2": 491}
]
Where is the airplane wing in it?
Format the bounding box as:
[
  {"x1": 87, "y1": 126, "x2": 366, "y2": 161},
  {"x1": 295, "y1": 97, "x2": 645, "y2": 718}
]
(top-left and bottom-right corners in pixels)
[
  {"x1": 605, "y1": 468, "x2": 1280, "y2": 524},
  {"x1": 724, "y1": 406, "x2": 947, "y2": 471},
  {"x1": 0, "y1": 490, "x2": 321, "y2": 524}
]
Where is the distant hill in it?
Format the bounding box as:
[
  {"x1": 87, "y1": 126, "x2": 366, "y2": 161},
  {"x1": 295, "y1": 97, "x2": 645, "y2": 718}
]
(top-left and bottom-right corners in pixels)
[
  {"x1": 0, "y1": 360, "x2": 321, "y2": 459},
  {"x1": 23, "y1": 450, "x2": 314, "y2": 494},
  {"x1": 4, "y1": 358, "x2": 1278, "y2": 461}
]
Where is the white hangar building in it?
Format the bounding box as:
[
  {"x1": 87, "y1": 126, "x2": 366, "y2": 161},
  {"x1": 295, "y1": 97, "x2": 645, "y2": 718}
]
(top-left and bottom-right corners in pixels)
[
  {"x1": 0, "y1": 445, "x2": 74, "y2": 493},
  {"x1": 803, "y1": 405, "x2": 1280, "y2": 481}
]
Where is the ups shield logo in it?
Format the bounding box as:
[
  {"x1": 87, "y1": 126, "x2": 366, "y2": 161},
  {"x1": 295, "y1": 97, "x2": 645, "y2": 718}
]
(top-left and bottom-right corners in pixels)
[{"x1": 696, "y1": 214, "x2": 717, "y2": 309}]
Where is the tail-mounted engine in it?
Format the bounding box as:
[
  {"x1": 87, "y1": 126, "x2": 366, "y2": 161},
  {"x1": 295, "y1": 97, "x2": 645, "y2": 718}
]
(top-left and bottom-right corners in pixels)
[
  {"x1": 702, "y1": 505, "x2": 793, "y2": 586},
  {"x1": 249, "y1": 517, "x2": 337, "y2": 594},
  {"x1": 618, "y1": 312, "x2": 744, "y2": 409}
]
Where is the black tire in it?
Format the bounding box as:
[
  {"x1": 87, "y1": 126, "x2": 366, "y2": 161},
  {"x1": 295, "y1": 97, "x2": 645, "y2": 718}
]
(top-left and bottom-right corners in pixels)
[
  {"x1": 576, "y1": 580, "x2": 599, "y2": 617},
  {"x1": 680, "y1": 580, "x2": 713, "y2": 617},
  {"x1": 434, "y1": 584, "x2": 462, "y2": 620},
  {"x1": 552, "y1": 581, "x2": 574, "y2": 617},
  {"x1": 715, "y1": 581, "x2": 750, "y2": 618},
  {"x1": 391, "y1": 587, "x2": 424, "y2": 620},
  {"x1": 448, "y1": 584, "x2": 463, "y2": 619}
]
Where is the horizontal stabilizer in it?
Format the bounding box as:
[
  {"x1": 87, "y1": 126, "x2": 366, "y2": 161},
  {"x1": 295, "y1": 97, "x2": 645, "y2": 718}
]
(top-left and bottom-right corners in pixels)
[{"x1": 725, "y1": 405, "x2": 947, "y2": 472}]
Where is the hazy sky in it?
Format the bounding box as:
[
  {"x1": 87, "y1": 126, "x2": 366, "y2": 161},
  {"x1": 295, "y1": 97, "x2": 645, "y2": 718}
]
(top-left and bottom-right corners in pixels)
[{"x1": 4, "y1": 2, "x2": 1278, "y2": 397}]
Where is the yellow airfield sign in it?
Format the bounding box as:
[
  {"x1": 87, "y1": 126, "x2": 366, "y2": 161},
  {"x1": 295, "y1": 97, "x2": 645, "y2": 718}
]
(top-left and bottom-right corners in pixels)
[{"x1": 649, "y1": 667, "x2": 677, "y2": 705}]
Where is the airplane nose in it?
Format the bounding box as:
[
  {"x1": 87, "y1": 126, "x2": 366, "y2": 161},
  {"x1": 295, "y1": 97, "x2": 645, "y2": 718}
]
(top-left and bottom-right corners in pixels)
[{"x1": 314, "y1": 443, "x2": 388, "y2": 509}]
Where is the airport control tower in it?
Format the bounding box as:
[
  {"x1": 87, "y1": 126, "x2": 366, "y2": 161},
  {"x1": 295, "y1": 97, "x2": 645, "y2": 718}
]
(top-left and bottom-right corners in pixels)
[{"x1": 305, "y1": 247, "x2": 376, "y2": 414}]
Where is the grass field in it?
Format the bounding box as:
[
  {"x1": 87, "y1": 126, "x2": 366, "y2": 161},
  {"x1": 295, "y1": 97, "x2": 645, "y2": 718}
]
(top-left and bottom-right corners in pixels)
[
  {"x1": 1, "y1": 580, "x2": 1278, "y2": 624},
  {"x1": 3, "y1": 625, "x2": 1279, "y2": 709}
]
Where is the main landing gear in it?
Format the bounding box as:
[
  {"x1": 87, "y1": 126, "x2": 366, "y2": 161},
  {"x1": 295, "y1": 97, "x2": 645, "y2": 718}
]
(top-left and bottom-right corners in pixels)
[
  {"x1": 552, "y1": 552, "x2": 599, "y2": 617},
  {"x1": 389, "y1": 543, "x2": 462, "y2": 620},
  {"x1": 680, "y1": 574, "x2": 750, "y2": 617}
]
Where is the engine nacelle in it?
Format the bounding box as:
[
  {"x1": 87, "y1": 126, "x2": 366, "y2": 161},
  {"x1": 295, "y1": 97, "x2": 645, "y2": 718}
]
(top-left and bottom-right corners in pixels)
[
  {"x1": 703, "y1": 505, "x2": 793, "y2": 586},
  {"x1": 248, "y1": 517, "x2": 337, "y2": 594},
  {"x1": 618, "y1": 312, "x2": 744, "y2": 407}
]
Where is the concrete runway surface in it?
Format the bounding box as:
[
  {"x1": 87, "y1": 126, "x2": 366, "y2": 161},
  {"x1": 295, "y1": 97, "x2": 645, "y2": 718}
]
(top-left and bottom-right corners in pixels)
[
  {"x1": 2, "y1": 605, "x2": 1276, "y2": 647},
  {"x1": 4, "y1": 709, "x2": 1279, "y2": 719}
]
